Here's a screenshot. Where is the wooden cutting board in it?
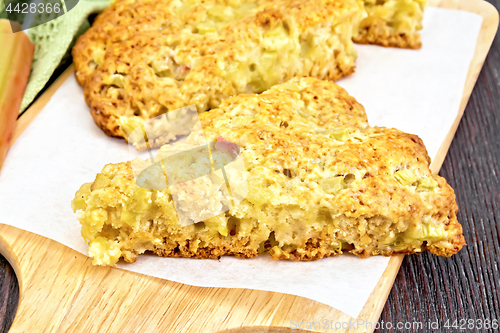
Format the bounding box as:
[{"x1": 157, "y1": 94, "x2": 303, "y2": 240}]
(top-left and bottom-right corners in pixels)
[{"x1": 0, "y1": 1, "x2": 497, "y2": 332}]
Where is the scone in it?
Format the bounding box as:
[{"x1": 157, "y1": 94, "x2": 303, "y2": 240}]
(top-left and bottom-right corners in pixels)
[
  {"x1": 72, "y1": 0, "x2": 366, "y2": 147},
  {"x1": 353, "y1": 0, "x2": 426, "y2": 49},
  {"x1": 72, "y1": 77, "x2": 465, "y2": 266}
]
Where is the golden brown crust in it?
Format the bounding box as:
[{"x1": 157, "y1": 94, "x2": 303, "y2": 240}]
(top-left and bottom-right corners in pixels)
[
  {"x1": 354, "y1": 23, "x2": 422, "y2": 49},
  {"x1": 131, "y1": 220, "x2": 465, "y2": 262},
  {"x1": 72, "y1": 0, "x2": 181, "y2": 87},
  {"x1": 73, "y1": 0, "x2": 365, "y2": 143},
  {"x1": 151, "y1": 237, "x2": 259, "y2": 261},
  {"x1": 89, "y1": 105, "x2": 123, "y2": 138},
  {"x1": 73, "y1": 78, "x2": 464, "y2": 266},
  {"x1": 86, "y1": 60, "x2": 355, "y2": 143}
]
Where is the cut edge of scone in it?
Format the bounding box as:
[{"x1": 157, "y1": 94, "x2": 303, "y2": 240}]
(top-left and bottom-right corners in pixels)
[
  {"x1": 72, "y1": 77, "x2": 465, "y2": 266},
  {"x1": 354, "y1": 0, "x2": 427, "y2": 49},
  {"x1": 72, "y1": 152, "x2": 464, "y2": 266}
]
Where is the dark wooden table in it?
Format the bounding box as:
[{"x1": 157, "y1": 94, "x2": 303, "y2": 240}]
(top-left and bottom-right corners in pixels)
[{"x1": 1, "y1": 2, "x2": 499, "y2": 332}]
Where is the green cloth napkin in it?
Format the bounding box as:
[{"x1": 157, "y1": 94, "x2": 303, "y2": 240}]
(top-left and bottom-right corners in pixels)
[
  {"x1": 0, "y1": 0, "x2": 110, "y2": 112},
  {"x1": 21, "y1": 0, "x2": 110, "y2": 111}
]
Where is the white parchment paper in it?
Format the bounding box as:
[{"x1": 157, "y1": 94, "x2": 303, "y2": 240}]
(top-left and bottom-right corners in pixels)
[{"x1": 0, "y1": 7, "x2": 482, "y2": 319}]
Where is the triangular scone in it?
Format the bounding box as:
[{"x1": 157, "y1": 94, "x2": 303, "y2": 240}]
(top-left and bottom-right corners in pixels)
[
  {"x1": 72, "y1": 77, "x2": 465, "y2": 266},
  {"x1": 73, "y1": 0, "x2": 366, "y2": 145}
]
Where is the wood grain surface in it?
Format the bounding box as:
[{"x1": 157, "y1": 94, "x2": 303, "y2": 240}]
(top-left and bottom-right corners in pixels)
[
  {"x1": 0, "y1": 0, "x2": 499, "y2": 332},
  {"x1": 376, "y1": 1, "x2": 500, "y2": 331}
]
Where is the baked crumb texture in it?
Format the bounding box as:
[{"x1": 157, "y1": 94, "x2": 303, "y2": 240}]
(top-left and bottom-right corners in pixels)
[
  {"x1": 72, "y1": 0, "x2": 365, "y2": 146},
  {"x1": 353, "y1": 0, "x2": 426, "y2": 49},
  {"x1": 72, "y1": 78, "x2": 465, "y2": 266}
]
